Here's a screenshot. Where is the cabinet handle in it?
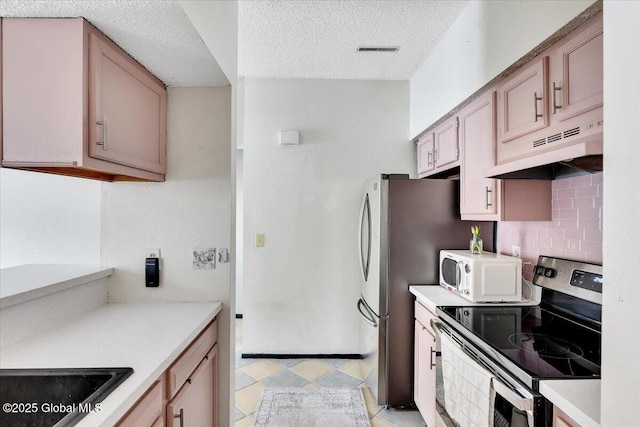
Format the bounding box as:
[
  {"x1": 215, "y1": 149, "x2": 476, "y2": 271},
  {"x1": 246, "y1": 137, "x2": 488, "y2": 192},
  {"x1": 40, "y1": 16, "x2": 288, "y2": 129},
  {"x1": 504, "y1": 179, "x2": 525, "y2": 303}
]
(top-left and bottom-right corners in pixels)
[
  {"x1": 174, "y1": 408, "x2": 184, "y2": 427},
  {"x1": 430, "y1": 346, "x2": 436, "y2": 370},
  {"x1": 427, "y1": 151, "x2": 432, "y2": 167},
  {"x1": 552, "y1": 82, "x2": 562, "y2": 114},
  {"x1": 533, "y1": 93, "x2": 543, "y2": 122},
  {"x1": 96, "y1": 117, "x2": 107, "y2": 151},
  {"x1": 433, "y1": 149, "x2": 438, "y2": 164},
  {"x1": 485, "y1": 186, "x2": 493, "y2": 209}
]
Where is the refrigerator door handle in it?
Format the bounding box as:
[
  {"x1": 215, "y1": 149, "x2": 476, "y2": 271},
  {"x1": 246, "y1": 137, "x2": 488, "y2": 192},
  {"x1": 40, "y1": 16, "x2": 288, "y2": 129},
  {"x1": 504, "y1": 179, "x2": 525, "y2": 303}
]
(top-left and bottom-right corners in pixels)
[
  {"x1": 357, "y1": 298, "x2": 378, "y2": 328},
  {"x1": 358, "y1": 193, "x2": 372, "y2": 282}
]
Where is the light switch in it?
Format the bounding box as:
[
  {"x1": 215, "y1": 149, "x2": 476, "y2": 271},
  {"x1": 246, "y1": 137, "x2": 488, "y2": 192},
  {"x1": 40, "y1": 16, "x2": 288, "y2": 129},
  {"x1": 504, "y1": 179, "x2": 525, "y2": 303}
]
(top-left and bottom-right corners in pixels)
[
  {"x1": 255, "y1": 234, "x2": 265, "y2": 247},
  {"x1": 218, "y1": 248, "x2": 229, "y2": 262}
]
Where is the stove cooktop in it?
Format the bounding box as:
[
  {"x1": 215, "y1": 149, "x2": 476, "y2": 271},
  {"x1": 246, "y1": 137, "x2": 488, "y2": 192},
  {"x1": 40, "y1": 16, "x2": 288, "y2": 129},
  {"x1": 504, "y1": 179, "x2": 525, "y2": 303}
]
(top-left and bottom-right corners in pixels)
[{"x1": 439, "y1": 304, "x2": 601, "y2": 380}]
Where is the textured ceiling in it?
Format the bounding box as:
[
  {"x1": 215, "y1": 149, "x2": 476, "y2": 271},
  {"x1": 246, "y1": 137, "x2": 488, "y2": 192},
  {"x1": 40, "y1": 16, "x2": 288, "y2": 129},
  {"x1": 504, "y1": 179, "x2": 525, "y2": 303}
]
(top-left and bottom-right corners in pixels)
[
  {"x1": 238, "y1": 0, "x2": 470, "y2": 80},
  {"x1": 0, "y1": 0, "x2": 229, "y2": 87},
  {"x1": 0, "y1": 1, "x2": 470, "y2": 84}
]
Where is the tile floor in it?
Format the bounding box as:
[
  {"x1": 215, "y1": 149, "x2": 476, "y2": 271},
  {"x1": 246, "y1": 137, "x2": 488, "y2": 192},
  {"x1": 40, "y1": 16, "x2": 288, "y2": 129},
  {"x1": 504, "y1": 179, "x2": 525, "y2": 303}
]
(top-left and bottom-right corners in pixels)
[{"x1": 234, "y1": 318, "x2": 426, "y2": 427}]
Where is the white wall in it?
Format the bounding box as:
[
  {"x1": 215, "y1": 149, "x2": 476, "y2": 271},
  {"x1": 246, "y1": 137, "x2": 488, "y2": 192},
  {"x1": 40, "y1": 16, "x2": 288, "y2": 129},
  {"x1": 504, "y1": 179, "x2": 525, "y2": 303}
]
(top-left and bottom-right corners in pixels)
[
  {"x1": 602, "y1": 2, "x2": 640, "y2": 424},
  {"x1": 242, "y1": 78, "x2": 411, "y2": 354},
  {"x1": 410, "y1": 0, "x2": 596, "y2": 138},
  {"x1": 235, "y1": 148, "x2": 244, "y2": 315},
  {"x1": 101, "y1": 87, "x2": 232, "y2": 426},
  {"x1": 181, "y1": 0, "x2": 238, "y2": 86},
  {"x1": 0, "y1": 169, "x2": 101, "y2": 268}
]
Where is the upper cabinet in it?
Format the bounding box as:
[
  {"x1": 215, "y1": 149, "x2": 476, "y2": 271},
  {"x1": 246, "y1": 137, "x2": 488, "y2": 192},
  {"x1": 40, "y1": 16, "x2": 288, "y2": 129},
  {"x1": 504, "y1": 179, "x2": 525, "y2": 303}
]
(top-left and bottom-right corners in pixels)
[
  {"x1": 494, "y1": 13, "x2": 602, "y2": 167},
  {"x1": 498, "y1": 57, "x2": 549, "y2": 144},
  {"x1": 2, "y1": 18, "x2": 166, "y2": 181},
  {"x1": 552, "y1": 14, "x2": 603, "y2": 122},
  {"x1": 417, "y1": 116, "x2": 459, "y2": 178},
  {"x1": 460, "y1": 91, "x2": 551, "y2": 221}
]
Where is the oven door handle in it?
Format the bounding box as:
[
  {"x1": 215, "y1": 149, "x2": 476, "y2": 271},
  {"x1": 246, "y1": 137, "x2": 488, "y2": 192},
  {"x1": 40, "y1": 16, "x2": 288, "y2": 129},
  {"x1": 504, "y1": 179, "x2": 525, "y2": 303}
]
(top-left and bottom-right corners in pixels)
[
  {"x1": 492, "y1": 377, "x2": 534, "y2": 412},
  {"x1": 430, "y1": 318, "x2": 444, "y2": 336}
]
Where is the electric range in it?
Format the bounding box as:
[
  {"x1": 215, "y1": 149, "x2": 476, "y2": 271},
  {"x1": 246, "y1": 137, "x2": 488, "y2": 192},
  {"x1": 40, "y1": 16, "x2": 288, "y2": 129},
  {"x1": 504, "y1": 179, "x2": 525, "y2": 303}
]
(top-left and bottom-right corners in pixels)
[{"x1": 434, "y1": 255, "x2": 602, "y2": 426}]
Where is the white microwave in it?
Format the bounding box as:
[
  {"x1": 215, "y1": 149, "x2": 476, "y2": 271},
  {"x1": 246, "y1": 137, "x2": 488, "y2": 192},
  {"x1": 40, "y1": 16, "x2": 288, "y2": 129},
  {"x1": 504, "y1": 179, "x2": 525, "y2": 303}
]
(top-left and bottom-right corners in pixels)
[{"x1": 439, "y1": 250, "x2": 522, "y2": 302}]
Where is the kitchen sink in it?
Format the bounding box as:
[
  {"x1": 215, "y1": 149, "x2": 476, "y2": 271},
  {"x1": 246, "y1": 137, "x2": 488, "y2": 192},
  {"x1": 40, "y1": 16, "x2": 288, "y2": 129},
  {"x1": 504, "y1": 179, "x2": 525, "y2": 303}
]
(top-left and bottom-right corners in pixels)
[{"x1": 0, "y1": 367, "x2": 133, "y2": 427}]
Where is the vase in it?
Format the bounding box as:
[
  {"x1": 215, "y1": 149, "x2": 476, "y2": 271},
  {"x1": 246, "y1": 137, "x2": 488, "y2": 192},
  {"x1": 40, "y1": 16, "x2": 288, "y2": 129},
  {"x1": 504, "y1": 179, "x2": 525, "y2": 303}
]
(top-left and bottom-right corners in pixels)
[{"x1": 470, "y1": 237, "x2": 483, "y2": 255}]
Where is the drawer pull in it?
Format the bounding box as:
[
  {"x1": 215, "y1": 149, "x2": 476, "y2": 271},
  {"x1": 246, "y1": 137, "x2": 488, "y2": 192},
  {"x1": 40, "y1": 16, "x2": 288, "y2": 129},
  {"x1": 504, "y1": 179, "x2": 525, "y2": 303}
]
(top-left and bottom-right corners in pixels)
[
  {"x1": 96, "y1": 117, "x2": 107, "y2": 151},
  {"x1": 552, "y1": 82, "x2": 562, "y2": 114},
  {"x1": 533, "y1": 93, "x2": 543, "y2": 122}
]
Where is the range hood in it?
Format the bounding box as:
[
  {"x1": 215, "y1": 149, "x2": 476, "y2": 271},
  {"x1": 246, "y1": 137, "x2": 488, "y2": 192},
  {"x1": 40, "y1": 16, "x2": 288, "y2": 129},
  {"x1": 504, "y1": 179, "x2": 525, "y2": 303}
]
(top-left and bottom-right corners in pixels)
[{"x1": 485, "y1": 138, "x2": 603, "y2": 180}]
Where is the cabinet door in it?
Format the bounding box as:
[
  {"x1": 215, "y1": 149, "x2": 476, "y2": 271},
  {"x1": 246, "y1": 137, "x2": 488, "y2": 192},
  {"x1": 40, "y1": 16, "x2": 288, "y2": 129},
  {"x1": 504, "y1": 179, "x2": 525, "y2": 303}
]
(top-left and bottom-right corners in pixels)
[
  {"x1": 498, "y1": 57, "x2": 549, "y2": 143},
  {"x1": 116, "y1": 378, "x2": 164, "y2": 427},
  {"x1": 167, "y1": 345, "x2": 216, "y2": 427},
  {"x1": 553, "y1": 406, "x2": 581, "y2": 427},
  {"x1": 416, "y1": 133, "x2": 435, "y2": 176},
  {"x1": 434, "y1": 117, "x2": 459, "y2": 168},
  {"x1": 460, "y1": 92, "x2": 500, "y2": 219},
  {"x1": 88, "y1": 29, "x2": 166, "y2": 174},
  {"x1": 414, "y1": 320, "x2": 437, "y2": 427},
  {"x1": 552, "y1": 14, "x2": 602, "y2": 122}
]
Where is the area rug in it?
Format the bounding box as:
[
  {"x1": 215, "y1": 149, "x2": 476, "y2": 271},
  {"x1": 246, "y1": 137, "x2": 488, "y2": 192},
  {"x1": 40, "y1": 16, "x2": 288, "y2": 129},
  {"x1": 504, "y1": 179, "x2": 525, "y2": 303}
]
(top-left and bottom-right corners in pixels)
[{"x1": 252, "y1": 387, "x2": 371, "y2": 427}]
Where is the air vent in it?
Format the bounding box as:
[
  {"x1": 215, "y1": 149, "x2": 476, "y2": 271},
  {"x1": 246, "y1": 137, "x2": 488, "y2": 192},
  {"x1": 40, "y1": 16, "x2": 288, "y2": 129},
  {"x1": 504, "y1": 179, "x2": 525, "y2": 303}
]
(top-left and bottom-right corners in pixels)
[
  {"x1": 564, "y1": 127, "x2": 581, "y2": 138},
  {"x1": 533, "y1": 138, "x2": 546, "y2": 148},
  {"x1": 548, "y1": 133, "x2": 562, "y2": 143},
  {"x1": 357, "y1": 46, "x2": 400, "y2": 52}
]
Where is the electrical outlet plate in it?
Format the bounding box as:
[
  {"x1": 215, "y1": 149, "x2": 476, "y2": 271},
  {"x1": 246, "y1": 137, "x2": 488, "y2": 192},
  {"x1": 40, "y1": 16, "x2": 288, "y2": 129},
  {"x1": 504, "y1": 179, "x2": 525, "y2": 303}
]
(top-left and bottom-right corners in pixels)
[
  {"x1": 512, "y1": 245, "x2": 521, "y2": 258},
  {"x1": 146, "y1": 248, "x2": 161, "y2": 258},
  {"x1": 255, "y1": 234, "x2": 265, "y2": 247}
]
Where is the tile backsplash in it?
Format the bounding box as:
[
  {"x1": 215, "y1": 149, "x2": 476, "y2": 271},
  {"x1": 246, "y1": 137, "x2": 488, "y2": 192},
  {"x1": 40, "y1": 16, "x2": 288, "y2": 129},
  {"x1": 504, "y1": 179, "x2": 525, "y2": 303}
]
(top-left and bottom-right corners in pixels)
[{"x1": 496, "y1": 172, "x2": 603, "y2": 279}]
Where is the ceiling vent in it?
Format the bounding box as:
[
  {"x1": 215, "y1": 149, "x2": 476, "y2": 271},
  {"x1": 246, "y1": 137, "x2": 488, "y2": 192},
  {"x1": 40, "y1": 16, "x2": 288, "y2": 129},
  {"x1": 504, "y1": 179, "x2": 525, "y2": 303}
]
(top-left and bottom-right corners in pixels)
[{"x1": 357, "y1": 46, "x2": 400, "y2": 52}]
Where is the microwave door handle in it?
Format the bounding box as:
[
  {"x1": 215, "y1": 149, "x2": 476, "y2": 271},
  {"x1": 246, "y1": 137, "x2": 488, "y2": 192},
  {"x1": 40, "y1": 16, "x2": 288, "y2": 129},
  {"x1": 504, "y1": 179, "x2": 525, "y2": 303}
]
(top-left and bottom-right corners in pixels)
[{"x1": 456, "y1": 261, "x2": 463, "y2": 290}]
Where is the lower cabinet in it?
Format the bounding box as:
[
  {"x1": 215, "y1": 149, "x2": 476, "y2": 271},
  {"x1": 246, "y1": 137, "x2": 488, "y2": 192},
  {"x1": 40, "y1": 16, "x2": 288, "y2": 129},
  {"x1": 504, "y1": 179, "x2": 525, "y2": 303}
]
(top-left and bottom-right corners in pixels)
[
  {"x1": 553, "y1": 406, "x2": 581, "y2": 427},
  {"x1": 414, "y1": 302, "x2": 437, "y2": 427},
  {"x1": 116, "y1": 377, "x2": 165, "y2": 427},
  {"x1": 116, "y1": 318, "x2": 218, "y2": 427},
  {"x1": 168, "y1": 345, "x2": 217, "y2": 427}
]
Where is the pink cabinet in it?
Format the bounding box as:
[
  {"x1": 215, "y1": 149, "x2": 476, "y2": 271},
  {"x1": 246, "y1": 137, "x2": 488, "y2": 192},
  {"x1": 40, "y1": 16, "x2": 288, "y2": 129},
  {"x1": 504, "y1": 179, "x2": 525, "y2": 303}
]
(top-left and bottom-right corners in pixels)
[
  {"x1": 416, "y1": 116, "x2": 459, "y2": 178},
  {"x1": 116, "y1": 377, "x2": 165, "y2": 427},
  {"x1": 2, "y1": 18, "x2": 166, "y2": 181},
  {"x1": 553, "y1": 406, "x2": 581, "y2": 427},
  {"x1": 498, "y1": 57, "x2": 549, "y2": 144},
  {"x1": 552, "y1": 13, "x2": 603, "y2": 122},
  {"x1": 460, "y1": 91, "x2": 551, "y2": 221},
  {"x1": 116, "y1": 318, "x2": 218, "y2": 427},
  {"x1": 167, "y1": 345, "x2": 217, "y2": 427},
  {"x1": 493, "y1": 13, "x2": 602, "y2": 167},
  {"x1": 416, "y1": 133, "x2": 435, "y2": 176},
  {"x1": 433, "y1": 117, "x2": 459, "y2": 168},
  {"x1": 414, "y1": 302, "x2": 437, "y2": 427}
]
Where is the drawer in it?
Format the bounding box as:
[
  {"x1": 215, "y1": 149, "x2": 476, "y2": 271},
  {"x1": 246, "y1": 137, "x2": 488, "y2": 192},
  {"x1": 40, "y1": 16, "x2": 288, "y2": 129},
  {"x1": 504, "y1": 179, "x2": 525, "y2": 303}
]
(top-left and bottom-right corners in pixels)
[
  {"x1": 167, "y1": 318, "x2": 217, "y2": 399},
  {"x1": 415, "y1": 301, "x2": 437, "y2": 332},
  {"x1": 116, "y1": 377, "x2": 164, "y2": 427}
]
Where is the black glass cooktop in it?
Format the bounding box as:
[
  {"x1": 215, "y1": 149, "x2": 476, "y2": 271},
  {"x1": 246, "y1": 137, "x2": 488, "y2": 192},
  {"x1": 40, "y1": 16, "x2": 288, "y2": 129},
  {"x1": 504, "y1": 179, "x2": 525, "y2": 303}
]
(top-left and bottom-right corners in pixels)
[{"x1": 440, "y1": 305, "x2": 601, "y2": 380}]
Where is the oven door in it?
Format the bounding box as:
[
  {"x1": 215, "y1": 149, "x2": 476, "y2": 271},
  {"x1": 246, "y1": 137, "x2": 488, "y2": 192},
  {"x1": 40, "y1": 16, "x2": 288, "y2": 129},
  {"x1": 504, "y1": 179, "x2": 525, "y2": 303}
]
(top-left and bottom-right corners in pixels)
[{"x1": 430, "y1": 318, "x2": 547, "y2": 427}]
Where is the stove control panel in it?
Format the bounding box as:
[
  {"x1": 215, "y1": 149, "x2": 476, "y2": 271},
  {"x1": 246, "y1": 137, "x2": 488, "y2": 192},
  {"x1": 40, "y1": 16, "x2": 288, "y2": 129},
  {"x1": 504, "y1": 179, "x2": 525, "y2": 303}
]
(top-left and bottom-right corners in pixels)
[
  {"x1": 534, "y1": 256, "x2": 603, "y2": 304},
  {"x1": 570, "y1": 269, "x2": 603, "y2": 293}
]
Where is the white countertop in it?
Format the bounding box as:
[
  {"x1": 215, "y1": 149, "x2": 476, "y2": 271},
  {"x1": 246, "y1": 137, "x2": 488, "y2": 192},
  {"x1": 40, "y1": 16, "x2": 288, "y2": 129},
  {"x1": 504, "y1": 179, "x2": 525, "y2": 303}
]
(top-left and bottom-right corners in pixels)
[
  {"x1": 409, "y1": 285, "x2": 540, "y2": 313},
  {"x1": 540, "y1": 380, "x2": 600, "y2": 427},
  {"x1": 0, "y1": 264, "x2": 113, "y2": 309},
  {"x1": 0, "y1": 301, "x2": 222, "y2": 426}
]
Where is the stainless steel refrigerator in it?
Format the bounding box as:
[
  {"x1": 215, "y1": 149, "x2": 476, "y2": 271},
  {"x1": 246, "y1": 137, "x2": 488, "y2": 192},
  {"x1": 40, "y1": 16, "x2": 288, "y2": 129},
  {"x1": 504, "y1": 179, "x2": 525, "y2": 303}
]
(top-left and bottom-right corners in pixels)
[{"x1": 356, "y1": 174, "x2": 494, "y2": 407}]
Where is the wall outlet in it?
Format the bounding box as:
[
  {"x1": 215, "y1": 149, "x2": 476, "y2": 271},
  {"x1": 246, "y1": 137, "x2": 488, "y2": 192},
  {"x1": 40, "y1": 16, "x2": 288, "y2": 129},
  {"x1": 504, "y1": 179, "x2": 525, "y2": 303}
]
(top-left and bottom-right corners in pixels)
[{"x1": 512, "y1": 245, "x2": 521, "y2": 258}]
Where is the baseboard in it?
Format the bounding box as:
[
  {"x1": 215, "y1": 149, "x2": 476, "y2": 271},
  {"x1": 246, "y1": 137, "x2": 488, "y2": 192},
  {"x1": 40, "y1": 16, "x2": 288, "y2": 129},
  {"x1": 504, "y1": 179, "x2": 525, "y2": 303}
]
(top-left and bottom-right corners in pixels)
[
  {"x1": 235, "y1": 313, "x2": 243, "y2": 319},
  {"x1": 241, "y1": 353, "x2": 362, "y2": 359}
]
